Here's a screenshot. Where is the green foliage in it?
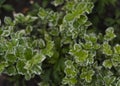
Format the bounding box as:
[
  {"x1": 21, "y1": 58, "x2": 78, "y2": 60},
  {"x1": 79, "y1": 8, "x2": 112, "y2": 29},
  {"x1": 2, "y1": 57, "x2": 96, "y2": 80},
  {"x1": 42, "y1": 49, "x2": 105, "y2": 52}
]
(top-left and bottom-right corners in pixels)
[
  {"x1": 114, "y1": 44, "x2": 120, "y2": 54},
  {"x1": 102, "y1": 42, "x2": 113, "y2": 56},
  {"x1": 52, "y1": 0, "x2": 64, "y2": 6},
  {"x1": 80, "y1": 68, "x2": 95, "y2": 83},
  {"x1": 0, "y1": 0, "x2": 14, "y2": 11},
  {"x1": 103, "y1": 59, "x2": 112, "y2": 69},
  {"x1": 104, "y1": 27, "x2": 116, "y2": 41},
  {"x1": 0, "y1": 0, "x2": 120, "y2": 86}
]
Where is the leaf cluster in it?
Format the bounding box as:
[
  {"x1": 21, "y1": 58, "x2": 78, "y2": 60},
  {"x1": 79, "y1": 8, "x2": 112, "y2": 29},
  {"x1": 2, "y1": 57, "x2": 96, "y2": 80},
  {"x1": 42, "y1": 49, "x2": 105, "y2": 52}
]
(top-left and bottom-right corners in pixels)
[{"x1": 0, "y1": 0, "x2": 120, "y2": 86}]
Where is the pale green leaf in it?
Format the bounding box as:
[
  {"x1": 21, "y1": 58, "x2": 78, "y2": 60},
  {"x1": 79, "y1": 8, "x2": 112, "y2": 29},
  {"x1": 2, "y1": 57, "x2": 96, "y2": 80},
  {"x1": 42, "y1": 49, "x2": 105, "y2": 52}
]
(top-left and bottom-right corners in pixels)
[
  {"x1": 102, "y1": 42, "x2": 113, "y2": 56},
  {"x1": 80, "y1": 68, "x2": 95, "y2": 83},
  {"x1": 114, "y1": 44, "x2": 120, "y2": 54},
  {"x1": 38, "y1": 8, "x2": 48, "y2": 20},
  {"x1": 74, "y1": 50, "x2": 88, "y2": 63},
  {"x1": 4, "y1": 17, "x2": 12, "y2": 25},
  {"x1": 52, "y1": 0, "x2": 64, "y2": 6},
  {"x1": 103, "y1": 59, "x2": 112, "y2": 69},
  {"x1": 104, "y1": 27, "x2": 116, "y2": 41}
]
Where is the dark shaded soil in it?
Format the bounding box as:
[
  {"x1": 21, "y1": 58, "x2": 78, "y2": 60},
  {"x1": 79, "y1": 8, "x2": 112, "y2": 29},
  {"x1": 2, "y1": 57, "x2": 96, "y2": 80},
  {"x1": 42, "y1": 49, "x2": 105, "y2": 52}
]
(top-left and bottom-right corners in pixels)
[
  {"x1": 0, "y1": 0, "x2": 42, "y2": 23},
  {"x1": 0, "y1": 74, "x2": 41, "y2": 86}
]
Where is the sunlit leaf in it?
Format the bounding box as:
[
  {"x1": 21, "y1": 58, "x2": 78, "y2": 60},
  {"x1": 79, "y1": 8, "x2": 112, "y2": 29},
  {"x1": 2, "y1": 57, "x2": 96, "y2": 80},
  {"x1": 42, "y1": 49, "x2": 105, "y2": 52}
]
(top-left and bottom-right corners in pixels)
[
  {"x1": 103, "y1": 59, "x2": 112, "y2": 69},
  {"x1": 102, "y1": 42, "x2": 113, "y2": 56}
]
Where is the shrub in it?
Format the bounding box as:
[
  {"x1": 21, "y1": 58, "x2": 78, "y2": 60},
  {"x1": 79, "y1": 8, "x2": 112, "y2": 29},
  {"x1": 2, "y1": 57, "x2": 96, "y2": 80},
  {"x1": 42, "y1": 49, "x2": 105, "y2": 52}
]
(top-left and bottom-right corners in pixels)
[{"x1": 0, "y1": 0, "x2": 120, "y2": 86}]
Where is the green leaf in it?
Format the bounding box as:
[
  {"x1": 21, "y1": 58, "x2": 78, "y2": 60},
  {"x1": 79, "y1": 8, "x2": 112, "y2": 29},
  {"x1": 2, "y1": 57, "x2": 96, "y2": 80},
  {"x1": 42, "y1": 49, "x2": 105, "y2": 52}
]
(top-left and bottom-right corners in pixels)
[
  {"x1": 80, "y1": 68, "x2": 95, "y2": 83},
  {"x1": 84, "y1": 21, "x2": 92, "y2": 26},
  {"x1": 114, "y1": 44, "x2": 120, "y2": 54},
  {"x1": 16, "y1": 61, "x2": 26, "y2": 75},
  {"x1": 65, "y1": 60, "x2": 73, "y2": 67},
  {"x1": 73, "y1": 15, "x2": 88, "y2": 28},
  {"x1": 52, "y1": 0, "x2": 64, "y2": 6},
  {"x1": 24, "y1": 53, "x2": 46, "y2": 70},
  {"x1": 41, "y1": 40, "x2": 54, "y2": 57},
  {"x1": 104, "y1": 27, "x2": 116, "y2": 41},
  {"x1": 16, "y1": 30, "x2": 26, "y2": 38},
  {"x1": 63, "y1": 2, "x2": 92, "y2": 22},
  {"x1": 2, "y1": 4, "x2": 14, "y2": 11},
  {"x1": 14, "y1": 13, "x2": 37, "y2": 23},
  {"x1": 25, "y1": 15, "x2": 37, "y2": 23},
  {"x1": 86, "y1": 2, "x2": 94, "y2": 14},
  {"x1": 103, "y1": 59, "x2": 112, "y2": 69},
  {"x1": 102, "y1": 42, "x2": 113, "y2": 56},
  {"x1": 49, "y1": 28, "x2": 59, "y2": 36},
  {"x1": 103, "y1": 76, "x2": 116, "y2": 85},
  {"x1": 112, "y1": 54, "x2": 120, "y2": 63},
  {"x1": 43, "y1": 34, "x2": 54, "y2": 54},
  {"x1": 15, "y1": 45, "x2": 25, "y2": 60},
  {"x1": 111, "y1": 54, "x2": 120, "y2": 66},
  {"x1": 48, "y1": 12, "x2": 59, "y2": 26},
  {"x1": 74, "y1": 50, "x2": 88, "y2": 63},
  {"x1": 83, "y1": 42, "x2": 93, "y2": 49},
  {"x1": 38, "y1": 8, "x2": 48, "y2": 20},
  {"x1": 84, "y1": 33, "x2": 97, "y2": 43},
  {"x1": 25, "y1": 72, "x2": 32, "y2": 80},
  {"x1": 63, "y1": 1, "x2": 74, "y2": 11},
  {"x1": 14, "y1": 13, "x2": 25, "y2": 23},
  {"x1": 64, "y1": 66, "x2": 77, "y2": 77},
  {"x1": 32, "y1": 53, "x2": 45, "y2": 64},
  {"x1": 2, "y1": 30, "x2": 10, "y2": 37},
  {"x1": 48, "y1": 50, "x2": 59, "y2": 64},
  {"x1": 4, "y1": 17, "x2": 12, "y2": 25},
  {"x1": 61, "y1": 36, "x2": 72, "y2": 44},
  {"x1": 24, "y1": 47, "x2": 33, "y2": 60},
  {"x1": 93, "y1": 43, "x2": 101, "y2": 49},
  {"x1": 69, "y1": 43, "x2": 82, "y2": 54},
  {"x1": 32, "y1": 65, "x2": 42, "y2": 75},
  {"x1": 5, "y1": 53, "x2": 17, "y2": 62},
  {"x1": 78, "y1": 15, "x2": 88, "y2": 25},
  {"x1": 87, "y1": 51, "x2": 96, "y2": 64},
  {"x1": 116, "y1": 79, "x2": 120, "y2": 86},
  {"x1": 70, "y1": 44, "x2": 88, "y2": 63},
  {"x1": 0, "y1": 62, "x2": 8, "y2": 73},
  {"x1": 38, "y1": 39, "x2": 46, "y2": 49},
  {"x1": 26, "y1": 25, "x2": 33, "y2": 34},
  {"x1": 5, "y1": 66, "x2": 17, "y2": 76},
  {"x1": 64, "y1": 13, "x2": 75, "y2": 22},
  {"x1": 75, "y1": 2, "x2": 87, "y2": 14},
  {"x1": 62, "y1": 76, "x2": 77, "y2": 85}
]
